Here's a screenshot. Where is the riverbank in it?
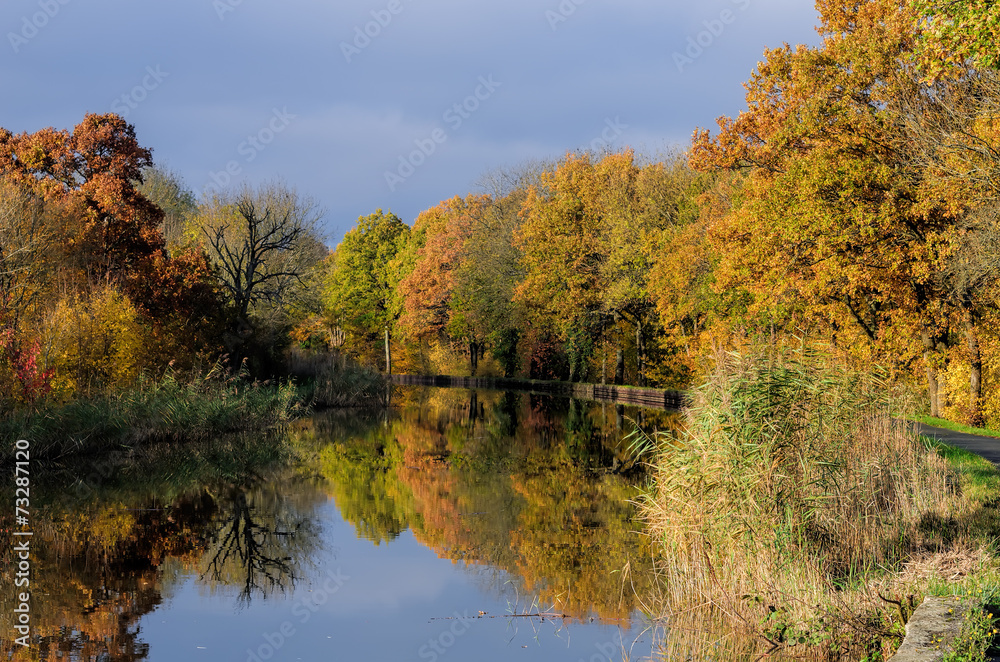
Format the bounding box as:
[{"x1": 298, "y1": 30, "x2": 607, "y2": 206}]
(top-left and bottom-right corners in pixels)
[
  {"x1": 640, "y1": 350, "x2": 1000, "y2": 660},
  {"x1": 0, "y1": 359, "x2": 387, "y2": 464},
  {"x1": 390, "y1": 374, "x2": 686, "y2": 410}
]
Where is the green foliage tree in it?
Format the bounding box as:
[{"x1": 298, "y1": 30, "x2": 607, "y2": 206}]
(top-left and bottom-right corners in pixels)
[
  {"x1": 139, "y1": 166, "x2": 197, "y2": 249},
  {"x1": 324, "y1": 209, "x2": 410, "y2": 370}
]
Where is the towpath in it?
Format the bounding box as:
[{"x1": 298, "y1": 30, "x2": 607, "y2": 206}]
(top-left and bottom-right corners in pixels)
[{"x1": 914, "y1": 422, "x2": 1000, "y2": 465}]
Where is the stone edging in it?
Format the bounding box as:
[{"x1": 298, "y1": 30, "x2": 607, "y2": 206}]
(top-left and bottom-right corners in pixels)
[
  {"x1": 389, "y1": 374, "x2": 686, "y2": 410},
  {"x1": 889, "y1": 596, "x2": 970, "y2": 662}
]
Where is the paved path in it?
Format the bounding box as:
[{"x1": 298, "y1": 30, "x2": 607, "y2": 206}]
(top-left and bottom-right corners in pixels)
[
  {"x1": 913, "y1": 422, "x2": 1000, "y2": 466},
  {"x1": 889, "y1": 424, "x2": 1000, "y2": 661}
]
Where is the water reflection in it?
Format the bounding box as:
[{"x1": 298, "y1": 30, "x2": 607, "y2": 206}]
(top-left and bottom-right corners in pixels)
[
  {"x1": 198, "y1": 483, "x2": 322, "y2": 605},
  {"x1": 294, "y1": 387, "x2": 678, "y2": 623},
  {"x1": 0, "y1": 435, "x2": 324, "y2": 661},
  {"x1": 0, "y1": 389, "x2": 675, "y2": 660}
]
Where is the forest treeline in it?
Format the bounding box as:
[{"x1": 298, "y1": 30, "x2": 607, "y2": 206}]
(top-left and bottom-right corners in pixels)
[
  {"x1": 0, "y1": 114, "x2": 329, "y2": 413},
  {"x1": 325, "y1": 0, "x2": 1000, "y2": 428},
  {"x1": 3, "y1": 0, "x2": 1000, "y2": 428}
]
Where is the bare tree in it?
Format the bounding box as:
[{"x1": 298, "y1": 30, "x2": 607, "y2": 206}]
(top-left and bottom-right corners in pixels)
[
  {"x1": 200, "y1": 488, "x2": 314, "y2": 606},
  {"x1": 198, "y1": 181, "x2": 325, "y2": 324}
]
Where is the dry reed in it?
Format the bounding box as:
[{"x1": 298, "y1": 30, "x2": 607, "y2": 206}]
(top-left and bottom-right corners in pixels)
[{"x1": 639, "y1": 348, "x2": 976, "y2": 657}]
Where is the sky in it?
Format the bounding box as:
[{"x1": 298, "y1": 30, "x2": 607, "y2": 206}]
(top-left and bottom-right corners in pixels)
[{"x1": 0, "y1": 0, "x2": 823, "y2": 246}]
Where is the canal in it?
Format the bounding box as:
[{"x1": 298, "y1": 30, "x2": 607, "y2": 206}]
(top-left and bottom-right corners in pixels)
[{"x1": 0, "y1": 386, "x2": 681, "y2": 661}]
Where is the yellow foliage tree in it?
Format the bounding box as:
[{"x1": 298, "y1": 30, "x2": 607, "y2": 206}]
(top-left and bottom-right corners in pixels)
[{"x1": 43, "y1": 286, "x2": 147, "y2": 398}]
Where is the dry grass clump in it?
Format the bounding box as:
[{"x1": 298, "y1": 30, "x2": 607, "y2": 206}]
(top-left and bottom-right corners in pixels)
[
  {"x1": 899, "y1": 546, "x2": 986, "y2": 583},
  {"x1": 639, "y1": 348, "x2": 978, "y2": 657}
]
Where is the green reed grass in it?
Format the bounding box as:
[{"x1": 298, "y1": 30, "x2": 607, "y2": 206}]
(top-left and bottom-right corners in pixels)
[
  {"x1": 1, "y1": 351, "x2": 390, "y2": 464},
  {"x1": 0, "y1": 363, "x2": 305, "y2": 463}
]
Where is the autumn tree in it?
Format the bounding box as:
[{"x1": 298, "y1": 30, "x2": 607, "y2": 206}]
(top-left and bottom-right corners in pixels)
[
  {"x1": 457, "y1": 164, "x2": 547, "y2": 376},
  {"x1": 397, "y1": 197, "x2": 473, "y2": 340},
  {"x1": 893, "y1": 62, "x2": 1000, "y2": 423},
  {"x1": 0, "y1": 113, "x2": 165, "y2": 288},
  {"x1": 139, "y1": 166, "x2": 197, "y2": 248},
  {"x1": 0, "y1": 114, "x2": 226, "y2": 393},
  {"x1": 689, "y1": 0, "x2": 972, "y2": 417},
  {"x1": 0, "y1": 179, "x2": 54, "y2": 332},
  {"x1": 43, "y1": 285, "x2": 147, "y2": 397},
  {"x1": 910, "y1": 0, "x2": 1000, "y2": 79},
  {"x1": 324, "y1": 209, "x2": 410, "y2": 370},
  {"x1": 516, "y1": 151, "x2": 686, "y2": 384},
  {"x1": 642, "y1": 158, "x2": 728, "y2": 385},
  {"x1": 396, "y1": 194, "x2": 514, "y2": 376}
]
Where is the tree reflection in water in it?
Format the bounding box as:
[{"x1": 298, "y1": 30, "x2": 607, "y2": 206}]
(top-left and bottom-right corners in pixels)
[
  {"x1": 0, "y1": 434, "x2": 324, "y2": 660},
  {"x1": 294, "y1": 387, "x2": 681, "y2": 624},
  {"x1": 199, "y1": 483, "x2": 320, "y2": 605},
  {"x1": 0, "y1": 389, "x2": 677, "y2": 660}
]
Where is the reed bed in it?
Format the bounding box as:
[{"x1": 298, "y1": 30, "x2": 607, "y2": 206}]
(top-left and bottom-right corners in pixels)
[
  {"x1": 639, "y1": 349, "x2": 990, "y2": 658},
  {"x1": 283, "y1": 348, "x2": 388, "y2": 408},
  {"x1": 0, "y1": 350, "x2": 390, "y2": 464},
  {"x1": 0, "y1": 364, "x2": 305, "y2": 463}
]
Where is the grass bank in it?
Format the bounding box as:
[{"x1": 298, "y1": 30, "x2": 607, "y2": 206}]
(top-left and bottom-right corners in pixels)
[
  {"x1": 915, "y1": 414, "x2": 1000, "y2": 440},
  {"x1": 0, "y1": 355, "x2": 388, "y2": 464},
  {"x1": 638, "y1": 348, "x2": 1000, "y2": 660}
]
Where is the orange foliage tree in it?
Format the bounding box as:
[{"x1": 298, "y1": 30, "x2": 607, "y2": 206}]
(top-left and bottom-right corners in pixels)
[
  {"x1": 689, "y1": 0, "x2": 977, "y2": 417},
  {"x1": 0, "y1": 114, "x2": 223, "y2": 399},
  {"x1": 396, "y1": 195, "x2": 493, "y2": 374}
]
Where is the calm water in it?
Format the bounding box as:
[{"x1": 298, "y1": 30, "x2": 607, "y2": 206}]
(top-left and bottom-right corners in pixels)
[{"x1": 1, "y1": 387, "x2": 679, "y2": 661}]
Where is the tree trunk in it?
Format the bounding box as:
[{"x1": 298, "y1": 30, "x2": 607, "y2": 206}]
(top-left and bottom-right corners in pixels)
[
  {"x1": 921, "y1": 330, "x2": 940, "y2": 418},
  {"x1": 636, "y1": 318, "x2": 645, "y2": 387},
  {"x1": 469, "y1": 340, "x2": 479, "y2": 376},
  {"x1": 468, "y1": 390, "x2": 479, "y2": 424},
  {"x1": 384, "y1": 325, "x2": 392, "y2": 375},
  {"x1": 966, "y1": 311, "x2": 984, "y2": 427},
  {"x1": 613, "y1": 312, "x2": 624, "y2": 385},
  {"x1": 601, "y1": 333, "x2": 607, "y2": 385}
]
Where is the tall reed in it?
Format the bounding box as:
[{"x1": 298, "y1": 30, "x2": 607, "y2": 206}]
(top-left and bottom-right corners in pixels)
[
  {"x1": 284, "y1": 347, "x2": 388, "y2": 408},
  {"x1": 640, "y1": 348, "x2": 968, "y2": 656}
]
